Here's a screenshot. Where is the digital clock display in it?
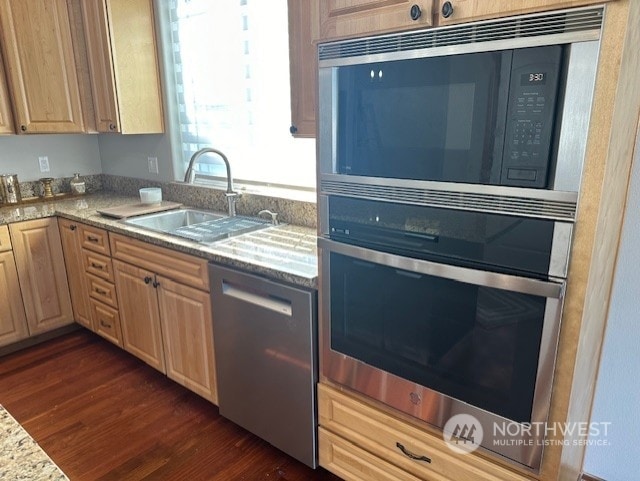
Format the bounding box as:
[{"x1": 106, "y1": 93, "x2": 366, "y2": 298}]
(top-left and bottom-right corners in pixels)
[{"x1": 521, "y1": 72, "x2": 546, "y2": 85}]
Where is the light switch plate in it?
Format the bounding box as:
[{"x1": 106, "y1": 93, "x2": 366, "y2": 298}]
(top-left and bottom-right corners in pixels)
[
  {"x1": 148, "y1": 156, "x2": 159, "y2": 174},
  {"x1": 39, "y1": 156, "x2": 50, "y2": 173}
]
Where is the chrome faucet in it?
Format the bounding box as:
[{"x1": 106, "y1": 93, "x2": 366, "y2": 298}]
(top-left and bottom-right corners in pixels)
[{"x1": 184, "y1": 148, "x2": 239, "y2": 217}]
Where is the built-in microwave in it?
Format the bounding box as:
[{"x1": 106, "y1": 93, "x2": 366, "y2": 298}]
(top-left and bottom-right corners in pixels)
[{"x1": 317, "y1": 6, "x2": 605, "y2": 473}]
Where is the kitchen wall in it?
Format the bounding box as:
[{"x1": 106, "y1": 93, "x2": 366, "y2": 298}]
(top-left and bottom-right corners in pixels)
[
  {"x1": 583, "y1": 127, "x2": 640, "y2": 480},
  {"x1": 0, "y1": 134, "x2": 101, "y2": 180}
]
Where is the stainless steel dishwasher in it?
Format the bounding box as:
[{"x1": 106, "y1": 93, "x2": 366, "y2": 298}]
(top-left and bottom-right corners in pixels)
[{"x1": 209, "y1": 263, "x2": 317, "y2": 468}]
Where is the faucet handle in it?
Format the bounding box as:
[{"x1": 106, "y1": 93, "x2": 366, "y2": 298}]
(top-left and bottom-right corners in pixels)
[{"x1": 258, "y1": 209, "x2": 279, "y2": 225}]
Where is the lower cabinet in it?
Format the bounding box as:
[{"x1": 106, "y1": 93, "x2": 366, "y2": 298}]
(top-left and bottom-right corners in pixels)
[
  {"x1": 59, "y1": 218, "x2": 93, "y2": 329},
  {"x1": 9, "y1": 218, "x2": 73, "y2": 335},
  {"x1": 110, "y1": 233, "x2": 217, "y2": 403},
  {"x1": 318, "y1": 383, "x2": 535, "y2": 481},
  {"x1": 0, "y1": 226, "x2": 29, "y2": 346}
]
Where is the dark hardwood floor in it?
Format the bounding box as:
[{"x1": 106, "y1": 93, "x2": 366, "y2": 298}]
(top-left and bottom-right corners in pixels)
[{"x1": 0, "y1": 330, "x2": 341, "y2": 481}]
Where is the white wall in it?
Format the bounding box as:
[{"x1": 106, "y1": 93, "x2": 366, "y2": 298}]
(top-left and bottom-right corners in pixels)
[
  {"x1": 583, "y1": 128, "x2": 640, "y2": 480},
  {"x1": 0, "y1": 134, "x2": 101, "y2": 180},
  {"x1": 98, "y1": 133, "x2": 175, "y2": 182}
]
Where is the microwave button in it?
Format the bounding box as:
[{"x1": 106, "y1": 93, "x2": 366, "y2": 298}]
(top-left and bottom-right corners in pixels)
[{"x1": 507, "y1": 168, "x2": 537, "y2": 181}]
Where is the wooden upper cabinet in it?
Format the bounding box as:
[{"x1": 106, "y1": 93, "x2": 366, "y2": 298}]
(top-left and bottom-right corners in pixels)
[
  {"x1": 435, "y1": 0, "x2": 616, "y2": 26},
  {"x1": 0, "y1": 0, "x2": 85, "y2": 133},
  {"x1": 318, "y1": 0, "x2": 434, "y2": 41},
  {"x1": 81, "y1": 0, "x2": 164, "y2": 134},
  {"x1": 288, "y1": 0, "x2": 319, "y2": 138},
  {"x1": 0, "y1": 49, "x2": 14, "y2": 135}
]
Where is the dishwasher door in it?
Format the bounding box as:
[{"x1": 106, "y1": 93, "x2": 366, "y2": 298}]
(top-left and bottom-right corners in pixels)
[{"x1": 209, "y1": 264, "x2": 317, "y2": 468}]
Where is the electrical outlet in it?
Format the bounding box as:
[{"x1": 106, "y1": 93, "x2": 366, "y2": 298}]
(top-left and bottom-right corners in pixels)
[
  {"x1": 148, "y1": 156, "x2": 159, "y2": 174},
  {"x1": 38, "y1": 156, "x2": 50, "y2": 173}
]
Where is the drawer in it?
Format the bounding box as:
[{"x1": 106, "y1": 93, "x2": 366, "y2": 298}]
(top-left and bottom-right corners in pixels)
[
  {"x1": 318, "y1": 384, "x2": 534, "y2": 481},
  {"x1": 319, "y1": 428, "x2": 429, "y2": 481},
  {"x1": 110, "y1": 232, "x2": 209, "y2": 291},
  {"x1": 0, "y1": 225, "x2": 10, "y2": 252},
  {"x1": 90, "y1": 299, "x2": 122, "y2": 347},
  {"x1": 79, "y1": 224, "x2": 110, "y2": 255},
  {"x1": 83, "y1": 249, "x2": 114, "y2": 282},
  {"x1": 86, "y1": 273, "x2": 118, "y2": 308}
]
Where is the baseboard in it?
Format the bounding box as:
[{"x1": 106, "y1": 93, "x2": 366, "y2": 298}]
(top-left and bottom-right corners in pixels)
[{"x1": 0, "y1": 324, "x2": 81, "y2": 357}]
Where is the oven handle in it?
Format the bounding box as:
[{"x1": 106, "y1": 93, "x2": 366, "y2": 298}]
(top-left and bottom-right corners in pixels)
[{"x1": 319, "y1": 238, "x2": 564, "y2": 299}]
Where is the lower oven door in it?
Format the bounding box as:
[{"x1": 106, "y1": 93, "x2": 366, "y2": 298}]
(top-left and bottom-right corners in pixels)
[{"x1": 319, "y1": 238, "x2": 565, "y2": 471}]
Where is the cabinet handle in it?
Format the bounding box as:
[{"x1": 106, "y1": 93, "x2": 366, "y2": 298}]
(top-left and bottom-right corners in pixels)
[
  {"x1": 410, "y1": 4, "x2": 422, "y2": 20},
  {"x1": 396, "y1": 442, "x2": 431, "y2": 464},
  {"x1": 87, "y1": 235, "x2": 99, "y2": 243},
  {"x1": 70, "y1": 225, "x2": 77, "y2": 231},
  {"x1": 91, "y1": 262, "x2": 104, "y2": 270},
  {"x1": 152, "y1": 279, "x2": 160, "y2": 288},
  {"x1": 144, "y1": 276, "x2": 152, "y2": 284},
  {"x1": 441, "y1": 1, "x2": 454, "y2": 18},
  {"x1": 109, "y1": 123, "x2": 116, "y2": 131},
  {"x1": 289, "y1": 125, "x2": 298, "y2": 135},
  {"x1": 20, "y1": 125, "x2": 26, "y2": 132},
  {"x1": 100, "y1": 320, "x2": 112, "y2": 329},
  {"x1": 94, "y1": 287, "x2": 108, "y2": 295}
]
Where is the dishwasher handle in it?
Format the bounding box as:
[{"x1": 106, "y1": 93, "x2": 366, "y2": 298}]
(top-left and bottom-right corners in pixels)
[{"x1": 221, "y1": 280, "x2": 293, "y2": 316}]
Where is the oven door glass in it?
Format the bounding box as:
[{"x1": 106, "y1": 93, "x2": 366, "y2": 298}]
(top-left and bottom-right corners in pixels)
[
  {"x1": 336, "y1": 50, "x2": 511, "y2": 184},
  {"x1": 328, "y1": 247, "x2": 560, "y2": 423}
]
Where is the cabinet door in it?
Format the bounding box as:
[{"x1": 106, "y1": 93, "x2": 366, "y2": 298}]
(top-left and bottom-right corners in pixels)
[
  {"x1": 81, "y1": 0, "x2": 164, "y2": 134},
  {"x1": 435, "y1": 0, "x2": 616, "y2": 26},
  {"x1": 0, "y1": 48, "x2": 14, "y2": 135},
  {"x1": 9, "y1": 218, "x2": 74, "y2": 335},
  {"x1": 113, "y1": 259, "x2": 165, "y2": 373},
  {"x1": 0, "y1": 251, "x2": 29, "y2": 347},
  {"x1": 157, "y1": 276, "x2": 217, "y2": 403},
  {"x1": 0, "y1": 0, "x2": 85, "y2": 133},
  {"x1": 58, "y1": 219, "x2": 93, "y2": 330},
  {"x1": 319, "y1": 0, "x2": 434, "y2": 41},
  {"x1": 288, "y1": 0, "x2": 318, "y2": 138}
]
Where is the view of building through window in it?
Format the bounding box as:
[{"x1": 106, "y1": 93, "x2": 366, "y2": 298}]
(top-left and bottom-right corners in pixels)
[{"x1": 168, "y1": 0, "x2": 316, "y2": 189}]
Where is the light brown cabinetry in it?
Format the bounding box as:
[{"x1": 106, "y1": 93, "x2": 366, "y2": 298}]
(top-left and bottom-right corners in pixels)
[
  {"x1": 288, "y1": 0, "x2": 319, "y2": 138},
  {"x1": 0, "y1": 0, "x2": 85, "y2": 133},
  {"x1": 318, "y1": 0, "x2": 434, "y2": 41},
  {"x1": 81, "y1": 0, "x2": 163, "y2": 133},
  {"x1": 59, "y1": 219, "x2": 93, "y2": 330},
  {"x1": 111, "y1": 233, "x2": 216, "y2": 403},
  {"x1": 319, "y1": 383, "x2": 534, "y2": 481},
  {"x1": 0, "y1": 226, "x2": 29, "y2": 347},
  {"x1": 434, "y1": 0, "x2": 616, "y2": 26},
  {"x1": 9, "y1": 218, "x2": 73, "y2": 335},
  {"x1": 0, "y1": 48, "x2": 13, "y2": 135}
]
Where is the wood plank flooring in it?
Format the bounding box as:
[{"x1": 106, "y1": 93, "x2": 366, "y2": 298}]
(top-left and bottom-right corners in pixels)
[{"x1": 0, "y1": 330, "x2": 342, "y2": 481}]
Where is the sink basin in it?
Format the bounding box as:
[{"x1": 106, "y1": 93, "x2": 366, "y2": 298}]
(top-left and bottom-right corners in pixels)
[
  {"x1": 124, "y1": 209, "x2": 225, "y2": 232},
  {"x1": 123, "y1": 208, "x2": 271, "y2": 243}
]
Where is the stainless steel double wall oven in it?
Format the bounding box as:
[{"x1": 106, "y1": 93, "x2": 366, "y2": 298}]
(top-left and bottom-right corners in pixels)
[{"x1": 317, "y1": 7, "x2": 603, "y2": 472}]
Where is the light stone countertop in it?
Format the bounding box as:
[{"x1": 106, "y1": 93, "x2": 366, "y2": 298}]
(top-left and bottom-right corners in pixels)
[
  {"x1": 0, "y1": 405, "x2": 69, "y2": 481},
  {"x1": 0, "y1": 193, "x2": 318, "y2": 289}
]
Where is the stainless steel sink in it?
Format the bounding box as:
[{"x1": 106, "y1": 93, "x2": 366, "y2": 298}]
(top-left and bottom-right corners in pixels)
[
  {"x1": 124, "y1": 209, "x2": 225, "y2": 232},
  {"x1": 123, "y1": 208, "x2": 271, "y2": 243}
]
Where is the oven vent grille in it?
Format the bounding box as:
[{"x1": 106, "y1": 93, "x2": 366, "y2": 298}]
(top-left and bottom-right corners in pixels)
[
  {"x1": 318, "y1": 7, "x2": 603, "y2": 60},
  {"x1": 321, "y1": 180, "x2": 577, "y2": 221}
]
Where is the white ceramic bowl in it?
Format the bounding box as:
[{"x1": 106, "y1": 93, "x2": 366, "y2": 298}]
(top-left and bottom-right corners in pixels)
[{"x1": 139, "y1": 187, "x2": 162, "y2": 204}]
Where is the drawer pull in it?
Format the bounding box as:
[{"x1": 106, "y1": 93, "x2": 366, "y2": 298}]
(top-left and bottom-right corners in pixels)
[
  {"x1": 91, "y1": 262, "x2": 104, "y2": 270},
  {"x1": 396, "y1": 442, "x2": 431, "y2": 464},
  {"x1": 95, "y1": 287, "x2": 108, "y2": 295},
  {"x1": 100, "y1": 320, "x2": 112, "y2": 329},
  {"x1": 87, "y1": 235, "x2": 100, "y2": 243}
]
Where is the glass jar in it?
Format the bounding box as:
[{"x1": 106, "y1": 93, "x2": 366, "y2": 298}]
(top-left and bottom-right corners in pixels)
[{"x1": 70, "y1": 173, "x2": 86, "y2": 195}]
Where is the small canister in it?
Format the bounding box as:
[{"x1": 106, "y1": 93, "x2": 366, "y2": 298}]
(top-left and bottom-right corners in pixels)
[{"x1": 0, "y1": 174, "x2": 22, "y2": 204}]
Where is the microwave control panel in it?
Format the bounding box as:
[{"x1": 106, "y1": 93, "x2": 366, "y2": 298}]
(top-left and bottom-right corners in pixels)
[{"x1": 501, "y1": 46, "x2": 562, "y2": 188}]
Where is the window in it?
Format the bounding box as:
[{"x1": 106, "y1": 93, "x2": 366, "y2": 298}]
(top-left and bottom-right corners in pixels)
[{"x1": 166, "y1": 0, "x2": 315, "y2": 191}]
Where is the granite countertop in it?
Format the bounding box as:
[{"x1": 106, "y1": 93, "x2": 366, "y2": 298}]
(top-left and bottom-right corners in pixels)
[
  {"x1": 0, "y1": 193, "x2": 318, "y2": 289},
  {"x1": 0, "y1": 405, "x2": 69, "y2": 481}
]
